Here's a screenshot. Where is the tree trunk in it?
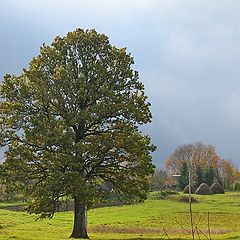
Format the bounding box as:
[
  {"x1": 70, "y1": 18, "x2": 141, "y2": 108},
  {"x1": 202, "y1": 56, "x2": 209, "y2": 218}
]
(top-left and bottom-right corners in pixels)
[{"x1": 70, "y1": 195, "x2": 89, "y2": 239}]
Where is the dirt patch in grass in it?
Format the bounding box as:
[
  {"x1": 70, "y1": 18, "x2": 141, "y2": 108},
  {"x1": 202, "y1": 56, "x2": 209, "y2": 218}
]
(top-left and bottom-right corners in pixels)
[
  {"x1": 90, "y1": 226, "x2": 160, "y2": 234},
  {"x1": 90, "y1": 225, "x2": 231, "y2": 235},
  {"x1": 0, "y1": 205, "x2": 24, "y2": 211}
]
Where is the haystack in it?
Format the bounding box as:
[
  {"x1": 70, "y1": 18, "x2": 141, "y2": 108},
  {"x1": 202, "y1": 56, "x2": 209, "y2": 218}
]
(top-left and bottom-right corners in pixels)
[
  {"x1": 183, "y1": 185, "x2": 196, "y2": 194},
  {"x1": 178, "y1": 196, "x2": 198, "y2": 203},
  {"x1": 210, "y1": 182, "x2": 224, "y2": 194},
  {"x1": 195, "y1": 183, "x2": 212, "y2": 195}
]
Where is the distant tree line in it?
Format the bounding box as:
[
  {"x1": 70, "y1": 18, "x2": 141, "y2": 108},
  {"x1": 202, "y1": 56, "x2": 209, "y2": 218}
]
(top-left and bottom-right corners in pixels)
[{"x1": 150, "y1": 142, "x2": 240, "y2": 191}]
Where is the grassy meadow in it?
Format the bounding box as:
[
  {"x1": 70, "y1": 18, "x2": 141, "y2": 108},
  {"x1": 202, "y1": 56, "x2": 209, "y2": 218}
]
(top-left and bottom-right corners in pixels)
[{"x1": 0, "y1": 192, "x2": 240, "y2": 240}]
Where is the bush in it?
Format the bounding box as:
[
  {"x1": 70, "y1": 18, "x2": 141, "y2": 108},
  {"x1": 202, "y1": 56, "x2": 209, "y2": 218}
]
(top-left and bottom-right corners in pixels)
[
  {"x1": 210, "y1": 182, "x2": 224, "y2": 194},
  {"x1": 148, "y1": 190, "x2": 178, "y2": 200},
  {"x1": 195, "y1": 183, "x2": 212, "y2": 195},
  {"x1": 233, "y1": 181, "x2": 240, "y2": 191},
  {"x1": 0, "y1": 184, "x2": 24, "y2": 202}
]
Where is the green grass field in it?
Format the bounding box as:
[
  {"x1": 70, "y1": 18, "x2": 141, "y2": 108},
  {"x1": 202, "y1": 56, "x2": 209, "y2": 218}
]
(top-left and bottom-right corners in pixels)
[{"x1": 0, "y1": 192, "x2": 240, "y2": 240}]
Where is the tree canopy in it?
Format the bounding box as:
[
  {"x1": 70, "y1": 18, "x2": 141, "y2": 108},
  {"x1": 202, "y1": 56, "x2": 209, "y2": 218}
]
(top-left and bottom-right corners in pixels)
[
  {"x1": 165, "y1": 142, "x2": 219, "y2": 176},
  {"x1": 0, "y1": 28, "x2": 155, "y2": 238}
]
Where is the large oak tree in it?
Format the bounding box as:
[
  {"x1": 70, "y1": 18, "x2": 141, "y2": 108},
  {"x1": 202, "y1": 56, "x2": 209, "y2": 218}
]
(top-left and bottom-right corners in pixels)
[{"x1": 0, "y1": 29, "x2": 155, "y2": 238}]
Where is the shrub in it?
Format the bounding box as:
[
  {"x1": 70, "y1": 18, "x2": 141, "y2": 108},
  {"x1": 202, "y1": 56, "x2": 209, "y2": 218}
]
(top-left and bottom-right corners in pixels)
[
  {"x1": 233, "y1": 181, "x2": 240, "y2": 191},
  {"x1": 148, "y1": 190, "x2": 178, "y2": 200},
  {"x1": 0, "y1": 184, "x2": 24, "y2": 202}
]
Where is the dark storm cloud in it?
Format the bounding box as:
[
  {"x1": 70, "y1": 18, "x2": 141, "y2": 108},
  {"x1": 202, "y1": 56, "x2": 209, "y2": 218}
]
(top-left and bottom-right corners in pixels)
[{"x1": 1, "y1": 0, "x2": 240, "y2": 167}]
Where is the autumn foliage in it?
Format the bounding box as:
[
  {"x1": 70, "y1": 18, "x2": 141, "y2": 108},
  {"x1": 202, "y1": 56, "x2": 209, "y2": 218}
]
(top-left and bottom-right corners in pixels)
[{"x1": 165, "y1": 142, "x2": 239, "y2": 190}]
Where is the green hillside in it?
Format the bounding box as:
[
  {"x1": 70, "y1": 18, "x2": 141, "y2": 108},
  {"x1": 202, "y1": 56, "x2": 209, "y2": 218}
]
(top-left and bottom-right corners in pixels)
[{"x1": 0, "y1": 192, "x2": 240, "y2": 240}]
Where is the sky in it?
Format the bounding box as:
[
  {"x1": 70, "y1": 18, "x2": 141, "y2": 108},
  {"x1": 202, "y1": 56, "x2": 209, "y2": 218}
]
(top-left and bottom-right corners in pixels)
[{"x1": 1, "y1": 0, "x2": 240, "y2": 168}]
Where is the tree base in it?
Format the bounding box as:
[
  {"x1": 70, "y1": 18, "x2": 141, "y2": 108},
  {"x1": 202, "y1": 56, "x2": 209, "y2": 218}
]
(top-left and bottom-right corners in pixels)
[{"x1": 69, "y1": 232, "x2": 89, "y2": 239}]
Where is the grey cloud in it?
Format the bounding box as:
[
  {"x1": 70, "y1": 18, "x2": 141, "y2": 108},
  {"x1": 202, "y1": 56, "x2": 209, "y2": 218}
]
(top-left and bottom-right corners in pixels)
[{"x1": 1, "y1": 0, "x2": 240, "y2": 167}]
